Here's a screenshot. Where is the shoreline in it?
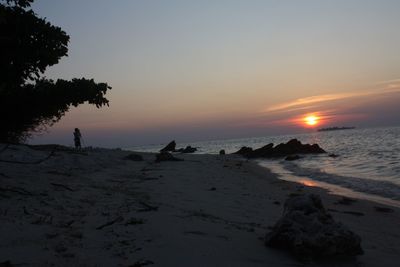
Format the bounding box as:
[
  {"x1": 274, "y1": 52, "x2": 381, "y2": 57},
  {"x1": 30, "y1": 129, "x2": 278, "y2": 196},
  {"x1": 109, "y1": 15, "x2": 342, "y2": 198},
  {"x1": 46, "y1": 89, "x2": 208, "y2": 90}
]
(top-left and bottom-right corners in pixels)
[
  {"x1": 1, "y1": 144, "x2": 400, "y2": 266},
  {"x1": 257, "y1": 160, "x2": 400, "y2": 208}
]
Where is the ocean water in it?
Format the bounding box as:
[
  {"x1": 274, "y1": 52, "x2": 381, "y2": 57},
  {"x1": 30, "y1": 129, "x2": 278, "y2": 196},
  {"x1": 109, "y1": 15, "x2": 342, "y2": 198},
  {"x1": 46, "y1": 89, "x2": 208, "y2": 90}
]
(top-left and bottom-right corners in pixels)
[{"x1": 130, "y1": 126, "x2": 400, "y2": 206}]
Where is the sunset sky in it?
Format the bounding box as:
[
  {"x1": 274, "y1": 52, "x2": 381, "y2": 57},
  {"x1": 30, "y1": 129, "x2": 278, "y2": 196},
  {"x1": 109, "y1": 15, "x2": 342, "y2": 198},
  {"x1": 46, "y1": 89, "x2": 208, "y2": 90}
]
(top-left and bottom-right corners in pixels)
[{"x1": 31, "y1": 0, "x2": 400, "y2": 147}]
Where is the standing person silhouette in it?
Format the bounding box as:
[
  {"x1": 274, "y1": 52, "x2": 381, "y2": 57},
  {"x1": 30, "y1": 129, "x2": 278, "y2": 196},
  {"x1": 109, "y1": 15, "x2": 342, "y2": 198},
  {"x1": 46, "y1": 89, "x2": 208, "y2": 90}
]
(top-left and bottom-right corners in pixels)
[{"x1": 73, "y1": 128, "x2": 82, "y2": 149}]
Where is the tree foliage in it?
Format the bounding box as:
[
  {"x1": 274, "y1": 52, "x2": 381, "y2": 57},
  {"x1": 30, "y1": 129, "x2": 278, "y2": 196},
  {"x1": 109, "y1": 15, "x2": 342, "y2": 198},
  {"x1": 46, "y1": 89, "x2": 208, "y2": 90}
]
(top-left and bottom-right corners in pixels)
[{"x1": 0, "y1": 0, "x2": 111, "y2": 143}]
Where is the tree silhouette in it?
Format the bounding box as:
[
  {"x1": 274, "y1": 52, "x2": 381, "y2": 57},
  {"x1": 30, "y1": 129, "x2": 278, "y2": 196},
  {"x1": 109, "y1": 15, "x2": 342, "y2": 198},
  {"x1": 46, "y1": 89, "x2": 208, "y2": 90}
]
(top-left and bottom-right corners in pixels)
[{"x1": 0, "y1": 0, "x2": 111, "y2": 143}]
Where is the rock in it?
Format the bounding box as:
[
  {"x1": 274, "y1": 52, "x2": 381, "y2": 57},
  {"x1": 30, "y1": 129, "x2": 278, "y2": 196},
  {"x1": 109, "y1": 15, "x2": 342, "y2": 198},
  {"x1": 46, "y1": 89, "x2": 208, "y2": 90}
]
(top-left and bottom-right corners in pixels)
[
  {"x1": 247, "y1": 143, "x2": 274, "y2": 158},
  {"x1": 160, "y1": 140, "x2": 176, "y2": 152},
  {"x1": 219, "y1": 149, "x2": 225, "y2": 155},
  {"x1": 155, "y1": 152, "x2": 183, "y2": 162},
  {"x1": 176, "y1": 146, "x2": 197, "y2": 153},
  {"x1": 329, "y1": 153, "x2": 339, "y2": 158},
  {"x1": 308, "y1": 143, "x2": 326, "y2": 153},
  {"x1": 233, "y1": 146, "x2": 253, "y2": 156},
  {"x1": 285, "y1": 155, "x2": 300, "y2": 161},
  {"x1": 124, "y1": 154, "x2": 144, "y2": 161},
  {"x1": 265, "y1": 194, "x2": 363, "y2": 259},
  {"x1": 274, "y1": 139, "x2": 325, "y2": 156},
  {"x1": 237, "y1": 139, "x2": 326, "y2": 159}
]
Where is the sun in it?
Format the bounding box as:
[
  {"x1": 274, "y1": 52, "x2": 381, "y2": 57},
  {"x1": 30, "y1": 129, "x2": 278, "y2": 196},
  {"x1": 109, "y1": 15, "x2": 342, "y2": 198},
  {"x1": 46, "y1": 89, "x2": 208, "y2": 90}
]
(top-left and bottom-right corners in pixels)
[{"x1": 304, "y1": 115, "x2": 319, "y2": 126}]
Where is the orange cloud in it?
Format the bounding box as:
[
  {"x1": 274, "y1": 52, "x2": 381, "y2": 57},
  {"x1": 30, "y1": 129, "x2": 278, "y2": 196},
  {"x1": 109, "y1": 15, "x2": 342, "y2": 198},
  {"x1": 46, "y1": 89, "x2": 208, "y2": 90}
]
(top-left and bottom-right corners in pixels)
[{"x1": 264, "y1": 80, "x2": 400, "y2": 113}]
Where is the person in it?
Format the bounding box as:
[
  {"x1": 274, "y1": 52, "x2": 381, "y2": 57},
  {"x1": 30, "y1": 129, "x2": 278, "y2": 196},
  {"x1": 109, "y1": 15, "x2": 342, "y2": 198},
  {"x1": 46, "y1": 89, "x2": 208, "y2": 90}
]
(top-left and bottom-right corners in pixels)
[{"x1": 73, "y1": 128, "x2": 82, "y2": 149}]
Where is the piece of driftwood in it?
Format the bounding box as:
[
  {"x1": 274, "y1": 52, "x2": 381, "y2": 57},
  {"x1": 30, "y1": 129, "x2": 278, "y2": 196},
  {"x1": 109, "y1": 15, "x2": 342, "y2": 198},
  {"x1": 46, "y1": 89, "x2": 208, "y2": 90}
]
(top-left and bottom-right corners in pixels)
[
  {"x1": 51, "y1": 183, "x2": 74, "y2": 192},
  {"x1": 23, "y1": 206, "x2": 31, "y2": 215},
  {"x1": 0, "y1": 186, "x2": 33, "y2": 196},
  {"x1": 0, "y1": 173, "x2": 11, "y2": 178},
  {"x1": 96, "y1": 216, "x2": 124, "y2": 230},
  {"x1": 0, "y1": 150, "x2": 55, "y2": 164},
  {"x1": 138, "y1": 201, "x2": 158, "y2": 212},
  {"x1": 64, "y1": 220, "x2": 75, "y2": 227}
]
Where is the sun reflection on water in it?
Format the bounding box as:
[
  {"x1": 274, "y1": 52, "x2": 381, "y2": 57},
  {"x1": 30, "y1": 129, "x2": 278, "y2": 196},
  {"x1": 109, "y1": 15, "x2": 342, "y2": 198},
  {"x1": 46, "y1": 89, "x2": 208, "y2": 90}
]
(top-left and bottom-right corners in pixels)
[{"x1": 299, "y1": 179, "x2": 317, "y2": 187}]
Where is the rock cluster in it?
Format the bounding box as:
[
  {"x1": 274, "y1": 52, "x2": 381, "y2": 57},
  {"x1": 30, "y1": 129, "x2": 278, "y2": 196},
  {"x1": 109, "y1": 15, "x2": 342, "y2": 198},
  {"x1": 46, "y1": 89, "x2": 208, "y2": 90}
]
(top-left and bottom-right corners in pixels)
[
  {"x1": 234, "y1": 139, "x2": 325, "y2": 158},
  {"x1": 265, "y1": 194, "x2": 363, "y2": 259},
  {"x1": 176, "y1": 146, "x2": 197, "y2": 153},
  {"x1": 160, "y1": 141, "x2": 197, "y2": 153}
]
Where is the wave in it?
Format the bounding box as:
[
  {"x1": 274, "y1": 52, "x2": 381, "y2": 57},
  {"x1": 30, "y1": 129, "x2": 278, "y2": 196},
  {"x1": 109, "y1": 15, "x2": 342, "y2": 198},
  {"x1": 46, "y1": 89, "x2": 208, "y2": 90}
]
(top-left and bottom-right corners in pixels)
[{"x1": 281, "y1": 161, "x2": 400, "y2": 201}]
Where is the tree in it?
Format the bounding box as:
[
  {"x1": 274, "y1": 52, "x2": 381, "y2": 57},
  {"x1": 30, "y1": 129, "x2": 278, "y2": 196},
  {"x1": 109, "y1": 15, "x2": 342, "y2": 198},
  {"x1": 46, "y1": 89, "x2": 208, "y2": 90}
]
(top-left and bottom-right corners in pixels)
[{"x1": 0, "y1": 0, "x2": 111, "y2": 143}]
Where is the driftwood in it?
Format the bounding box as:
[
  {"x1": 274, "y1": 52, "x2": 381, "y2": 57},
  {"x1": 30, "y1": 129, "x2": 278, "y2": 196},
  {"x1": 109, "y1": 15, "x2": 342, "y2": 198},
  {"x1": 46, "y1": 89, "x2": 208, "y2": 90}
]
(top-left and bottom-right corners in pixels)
[
  {"x1": 51, "y1": 183, "x2": 74, "y2": 192},
  {"x1": 23, "y1": 206, "x2": 31, "y2": 215},
  {"x1": 96, "y1": 216, "x2": 124, "y2": 230},
  {"x1": 0, "y1": 150, "x2": 55, "y2": 164},
  {"x1": 0, "y1": 186, "x2": 33, "y2": 196},
  {"x1": 0, "y1": 173, "x2": 11, "y2": 178},
  {"x1": 64, "y1": 220, "x2": 75, "y2": 228},
  {"x1": 138, "y1": 201, "x2": 158, "y2": 212}
]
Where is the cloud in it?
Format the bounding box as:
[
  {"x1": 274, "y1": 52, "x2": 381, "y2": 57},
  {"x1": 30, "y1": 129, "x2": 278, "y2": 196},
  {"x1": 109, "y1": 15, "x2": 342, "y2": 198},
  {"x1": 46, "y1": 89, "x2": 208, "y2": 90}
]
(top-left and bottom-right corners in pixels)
[
  {"x1": 376, "y1": 78, "x2": 400, "y2": 85},
  {"x1": 265, "y1": 94, "x2": 353, "y2": 112},
  {"x1": 264, "y1": 80, "x2": 400, "y2": 113}
]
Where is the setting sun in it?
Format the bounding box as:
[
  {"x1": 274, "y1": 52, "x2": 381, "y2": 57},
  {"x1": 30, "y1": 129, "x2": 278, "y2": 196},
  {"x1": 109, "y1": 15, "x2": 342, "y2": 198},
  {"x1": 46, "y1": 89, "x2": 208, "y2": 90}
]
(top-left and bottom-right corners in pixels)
[{"x1": 304, "y1": 115, "x2": 319, "y2": 126}]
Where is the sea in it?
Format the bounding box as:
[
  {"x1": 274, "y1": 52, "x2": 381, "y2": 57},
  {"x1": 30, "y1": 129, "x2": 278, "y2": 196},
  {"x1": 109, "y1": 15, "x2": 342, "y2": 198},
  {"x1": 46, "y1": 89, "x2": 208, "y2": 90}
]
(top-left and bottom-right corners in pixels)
[{"x1": 129, "y1": 126, "x2": 400, "y2": 207}]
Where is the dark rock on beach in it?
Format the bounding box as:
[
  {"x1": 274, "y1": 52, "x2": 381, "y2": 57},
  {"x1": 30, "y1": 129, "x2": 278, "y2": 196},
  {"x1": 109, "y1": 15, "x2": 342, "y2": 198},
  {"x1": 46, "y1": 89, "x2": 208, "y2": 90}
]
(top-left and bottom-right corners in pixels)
[
  {"x1": 219, "y1": 149, "x2": 225, "y2": 155},
  {"x1": 265, "y1": 194, "x2": 363, "y2": 259},
  {"x1": 155, "y1": 152, "x2": 183, "y2": 162},
  {"x1": 248, "y1": 143, "x2": 274, "y2": 158},
  {"x1": 160, "y1": 141, "x2": 176, "y2": 152},
  {"x1": 176, "y1": 146, "x2": 197, "y2": 153},
  {"x1": 234, "y1": 139, "x2": 325, "y2": 159},
  {"x1": 233, "y1": 146, "x2": 253, "y2": 156},
  {"x1": 273, "y1": 139, "x2": 325, "y2": 156}
]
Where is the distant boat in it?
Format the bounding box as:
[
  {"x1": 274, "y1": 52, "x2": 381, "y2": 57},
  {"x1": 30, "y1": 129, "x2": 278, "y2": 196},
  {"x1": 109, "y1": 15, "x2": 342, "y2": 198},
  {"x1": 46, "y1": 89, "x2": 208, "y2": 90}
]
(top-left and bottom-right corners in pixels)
[{"x1": 317, "y1": 126, "x2": 355, "y2": 132}]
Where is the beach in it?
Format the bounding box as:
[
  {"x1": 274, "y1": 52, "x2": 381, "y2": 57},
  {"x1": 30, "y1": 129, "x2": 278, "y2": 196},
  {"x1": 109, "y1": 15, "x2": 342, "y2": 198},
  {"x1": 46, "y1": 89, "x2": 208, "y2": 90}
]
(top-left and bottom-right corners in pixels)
[{"x1": 1, "y1": 144, "x2": 400, "y2": 267}]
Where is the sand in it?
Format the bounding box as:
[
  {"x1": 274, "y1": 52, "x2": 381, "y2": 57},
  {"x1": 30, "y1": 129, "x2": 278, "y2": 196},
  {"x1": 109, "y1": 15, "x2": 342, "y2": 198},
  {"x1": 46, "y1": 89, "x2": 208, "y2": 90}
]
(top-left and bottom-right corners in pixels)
[{"x1": 0, "y1": 143, "x2": 399, "y2": 267}]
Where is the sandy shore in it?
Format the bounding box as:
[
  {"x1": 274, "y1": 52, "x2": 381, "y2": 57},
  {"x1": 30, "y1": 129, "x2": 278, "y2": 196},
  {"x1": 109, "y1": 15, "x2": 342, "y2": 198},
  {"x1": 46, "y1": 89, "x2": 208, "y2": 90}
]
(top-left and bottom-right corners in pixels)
[{"x1": 0, "y1": 144, "x2": 399, "y2": 266}]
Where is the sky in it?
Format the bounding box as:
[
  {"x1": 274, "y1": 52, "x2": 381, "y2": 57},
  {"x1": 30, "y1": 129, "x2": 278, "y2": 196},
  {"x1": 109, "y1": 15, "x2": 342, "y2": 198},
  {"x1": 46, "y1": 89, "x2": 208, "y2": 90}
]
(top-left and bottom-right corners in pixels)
[{"x1": 29, "y1": 0, "x2": 400, "y2": 147}]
